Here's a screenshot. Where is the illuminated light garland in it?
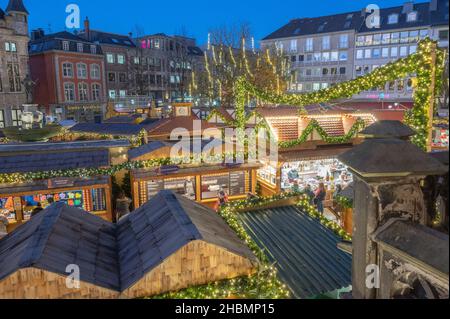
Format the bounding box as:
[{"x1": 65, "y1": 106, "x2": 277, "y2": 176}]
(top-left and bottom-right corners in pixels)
[
  {"x1": 335, "y1": 195, "x2": 353, "y2": 210},
  {"x1": 234, "y1": 39, "x2": 445, "y2": 150}
]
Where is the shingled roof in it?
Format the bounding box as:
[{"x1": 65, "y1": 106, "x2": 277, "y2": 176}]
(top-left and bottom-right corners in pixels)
[
  {"x1": 70, "y1": 123, "x2": 144, "y2": 136},
  {"x1": 6, "y1": 0, "x2": 28, "y2": 14},
  {"x1": 0, "y1": 191, "x2": 256, "y2": 298}
]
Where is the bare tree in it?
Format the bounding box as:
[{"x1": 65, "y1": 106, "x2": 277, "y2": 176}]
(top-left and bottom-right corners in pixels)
[{"x1": 128, "y1": 25, "x2": 148, "y2": 96}]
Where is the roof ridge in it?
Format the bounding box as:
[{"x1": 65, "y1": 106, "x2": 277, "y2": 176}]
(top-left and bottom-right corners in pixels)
[{"x1": 18, "y1": 203, "x2": 65, "y2": 268}]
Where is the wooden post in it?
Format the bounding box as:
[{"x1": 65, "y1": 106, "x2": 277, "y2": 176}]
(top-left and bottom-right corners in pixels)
[{"x1": 427, "y1": 42, "x2": 437, "y2": 153}]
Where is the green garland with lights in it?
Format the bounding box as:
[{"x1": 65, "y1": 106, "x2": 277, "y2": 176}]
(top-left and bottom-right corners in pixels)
[
  {"x1": 234, "y1": 39, "x2": 445, "y2": 150},
  {"x1": 54, "y1": 128, "x2": 148, "y2": 147},
  {"x1": 279, "y1": 118, "x2": 366, "y2": 148},
  {"x1": 335, "y1": 195, "x2": 353, "y2": 210}
]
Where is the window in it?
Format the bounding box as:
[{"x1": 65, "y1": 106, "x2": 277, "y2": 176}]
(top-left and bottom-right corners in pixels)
[
  {"x1": 119, "y1": 72, "x2": 127, "y2": 83},
  {"x1": 90, "y1": 64, "x2": 100, "y2": 79},
  {"x1": 356, "y1": 49, "x2": 364, "y2": 59},
  {"x1": 364, "y1": 35, "x2": 373, "y2": 46},
  {"x1": 298, "y1": 55, "x2": 305, "y2": 62},
  {"x1": 312, "y1": 68, "x2": 321, "y2": 76},
  {"x1": 356, "y1": 36, "x2": 364, "y2": 47},
  {"x1": 397, "y1": 79, "x2": 405, "y2": 91},
  {"x1": 77, "y1": 43, "x2": 84, "y2": 53},
  {"x1": 406, "y1": 78, "x2": 414, "y2": 91},
  {"x1": 364, "y1": 49, "x2": 371, "y2": 59},
  {"x1": 291, "y1": 55, "x2": 297, "y2": 62},
  {"x1": 322, "y1": 52, "x2": 330, "y2": 61},
  {"x1": 407, "y1": 11, "x2": 417, "y2": 22},
  {"x1": 339, "y1": 34, "x2": 349, "y2": 48},
  {"x1": 382, "y1": 47, "x2": 389, "y2": 58},
  {"x1": 7, "y1": 63, "x2": 21, "y2": 92},
  {"x1": 305, "y1": 38, "x2": 313, "y2": 52},
  {"x1": 62, "y1": 41, "x2": 70, "y2": 51},
  {"x1": 313, "y1": 52, "x2": 321, "y2": 62},
  {"x1": 399, "y1": 46, "x2": 408, "y2": 57},
  {"x1": 339, "y1": 51, "x2": 348, "y2": 61},
  {"x1": 0, "y1": 110, "x2": 4, "y2": 128},
  {"x1": 322, "y1": 36, "x2": 330, "y2": 50},
  {"x1": 133, "y1": 56, "x2": 140, "y2": 64},
  {"x1": 11, "y1": 109, "x2": 22, "y2": 127},
  {"x1": 373, "y1": 34, "x2": 382, "y2": 45},
  {"x1": 356, "y1": 66, "x2": 363, "y2": 76},
  {"x1": 382, "y1": 33, "x2": 391, "y2": 44},
  {"x1": 78, "y1": 83, "x2": 89, "y2": 101},
  {"x1": 108, "y1": 90, "x2": 116, "y2": 98},
  {"x1": 119, "y1": 90, "x2": 126, "y2": 97},
  {"x1": 106, "y1": 53, "x2": 115, "y2": 64},
  {"x1": 330, "y1": 51, "x2": 338, "y2": 61},
  {"x1": 76, "y1": 63, "x2": 87, "y2": 79},
  {"x1": 5, "y1": 42, "x2": 17, "y2": 52},
  {"x1": 64, "y1": 83, "x2": 75, "y2": 102},
  {"x1": 391, "y1": 32, "x2": 400, "y2": 44},
  {"x1": 388, "y1": 81, "x2": 396, "y2": 91},
  {"x1": 339, "y1": 67, "x2": 346, "y2": 75},
  {"x1": 305, "y1": 69, "x2": 312, "y2": 76},
  {"x1": 409, "y1": 45, "x2": 417, "y2": 54},
  {"x1": 108, "y1": 72, "x2": 116, "y2": 82},
  {"x1": 306, "y1": 54, "x2": 313, "y2": 62},
  {"x1": 313, "y1": 83, "x2": 321, "y2": 91},
  {"x1": 391, "y1": 47, "x2": 398, "y2": 57},
  {"x1": 400, "y1": 31, "x2": 409, "y2": 43},
  {"x1": 409, "y1": 30, "x2": 419, "y2": 42},
  {"x1": 330, "y1": 67, "x2": 338, "y2": 75},
  {"x1": 420, "y1": 29, "x2": 429, "y2": 38},
  {"x1": 304, "y1": 83, "x2": 312, "y2": 91},
  {"x1": 90, "y1": 45, "x2": 97, "y2": 54},
  {"x1": 372, "y1": 48, "x2": 381, "y2": 58},
  {"x1": 439, "y1": 30, "x2": 449, "y2": 41},
  {"x1": 117, "y1": 54, "x2": 125, "y2": 64},
  {"x1": 321, "y1": 83, "x2": 329, "y2": 89},
  {"x1": 322, "y1": 68, "x2": 329, "y2": 75},
  {"x1": 62, "y1": 63, "x2": 73, "y2": 78},
  {"x1": 363, "y1": 65, "x2": 370, "y2": 74},
  {"x1": 290, "y1": 39, "x2": 297, "y2": 52},
  {"x1": 92, "y1": 84, "x2": 101, "y2": 101},
  {"x1": 388, "y1": 14, "x2": 399, "y2": 24}
]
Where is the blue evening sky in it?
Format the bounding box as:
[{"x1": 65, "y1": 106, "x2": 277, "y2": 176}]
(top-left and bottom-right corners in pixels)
[{"x1": 2, "y1": 0, "x2": 425, "y2": 45}]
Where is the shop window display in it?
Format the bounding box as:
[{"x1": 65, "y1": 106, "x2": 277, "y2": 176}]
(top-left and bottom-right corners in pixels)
[
  {"x1": 0, "y1": 197, "x2": 17, "y2": 222},
  {"x1": 281, "y1": 158, "x2": 352, "y2": 193},
  {"x1": 21, "y1": 191, "x2": 84, "y2": 220}
]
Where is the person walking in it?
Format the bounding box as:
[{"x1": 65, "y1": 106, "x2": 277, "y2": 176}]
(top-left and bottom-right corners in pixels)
[
  {"x1": 115, "y1": 191, "x2": 132, "y2": 221},
  {"x1": 31, "y1": 202, "x2": 44, "y2": 218},
  {"x1": 314, "y1": 183, "x2": 327, "y2": 215}
]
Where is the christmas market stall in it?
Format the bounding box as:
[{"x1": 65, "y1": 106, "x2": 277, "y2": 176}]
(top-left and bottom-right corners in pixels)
[
  {"x1": 0, "y1": 140, "x2": 130, "y2": 231},
  {"x1": 128, "y1": 140, "x2": 260, "y2": 209}
]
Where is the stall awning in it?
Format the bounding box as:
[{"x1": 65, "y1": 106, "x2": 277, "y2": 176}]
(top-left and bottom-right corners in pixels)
[{"x1": 279, "y1": 146, "x2": 353, "y2": 163}]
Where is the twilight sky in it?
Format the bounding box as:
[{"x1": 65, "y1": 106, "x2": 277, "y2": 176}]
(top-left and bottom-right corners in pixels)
[{"x1": 2, "y1": 0, "x2": 426, "y2": 45}]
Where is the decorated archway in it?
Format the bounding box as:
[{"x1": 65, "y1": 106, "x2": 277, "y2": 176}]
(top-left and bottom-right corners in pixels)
[{"x1": 233, "y1": 38, "x2": 446, "y2": 151}]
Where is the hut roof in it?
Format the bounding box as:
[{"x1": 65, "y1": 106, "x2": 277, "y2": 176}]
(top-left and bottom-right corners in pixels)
[
  {"x1": 0, "y1": 203, "x2": 120, "y2": 291},
  {"x1": 70, "y1": 123, "x2": 144, "y2": 136},
  {"x1": 238, "y1": 205, "x2": 352, "y2": 298},
  {"x1": 117, "y1": 191, "x2": 256, "y2": 290},
  {"x1": 144, "y1": 116, "x2": 219, "y2": 137},
  {"x1": 359, "y1": 120, "x2": 416, "y2": 139},
  {"x1": 338, "y1": 138, "x2": 448, "y2": 178},
  {"x1": 0, "y1": 191, "x2": 255, "y2": 295}
]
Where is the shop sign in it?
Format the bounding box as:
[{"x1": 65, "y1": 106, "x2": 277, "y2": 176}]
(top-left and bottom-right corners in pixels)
[{"x1": 48, "y1": 177, "x2": 75, "y2": 189}]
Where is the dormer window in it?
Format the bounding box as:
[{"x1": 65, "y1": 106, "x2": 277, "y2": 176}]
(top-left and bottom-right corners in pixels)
[
  {"x1": 407, "y1": 11, "x2": 417, "y2": 22},
  {"x1": 90, "y1": 45, "x2": 97, "y2": 54},
  {"x1": 62, "y1": 41, "x2": 70, "y2": 51},
  {"x1": 77, "y1": 43, "x2": 84, "y2": 53},
  {"x1": 388, "y1": 14, "x2": 399, "y2": 24}
]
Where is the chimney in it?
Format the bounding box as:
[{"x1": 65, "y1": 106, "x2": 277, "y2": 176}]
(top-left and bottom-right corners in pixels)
[
  {"x1": 84, "y1": 17, "x2": 90, "y2": 40},
  {"x1": 31, "y1": 28, "x2": 45, "y2": 41},
  {"x1": 429, "y1": 0, "x2": 438, "y2": 11},
  {"x1": 402, "y1": 1, "x2": 414, "y2": 14}
]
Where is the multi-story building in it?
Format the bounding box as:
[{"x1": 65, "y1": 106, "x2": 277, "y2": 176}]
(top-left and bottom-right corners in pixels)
[
  {"x1": 29, "y1": 30, "x2": 107, "y2": 123},
  {"x1": 0, "y1": 0, "x2": 30, "y2": 128},
  {"x1": 78, "y1": 18, "x2": 136, "y2": 100},
  {"x1": 260, "y1": 0, "x2": 449, "y2": 108},
  {"x1": 261, "y1": 12, "x2": 361, "y2": 94},
  {"x1": 353, "y1": 0, "x2": 449, "y2": 104},
  {"x1": 131, "y1": 33, "x2": 203, "y2": 104}
]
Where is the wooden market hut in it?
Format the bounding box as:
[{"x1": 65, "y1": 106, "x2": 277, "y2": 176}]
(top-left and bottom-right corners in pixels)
[
  {"x1": 0, "y1": 191, "x2": 257, "y2": 299},
  {"x1": 128, "y1": 140, "x2": 260, "y2": 209},
  {"x1": 68, "y1": 123, "x2": 148, "y2": 145},
  {"x1": 0, "y1": 140, "x2": 130, "y2": 230}
]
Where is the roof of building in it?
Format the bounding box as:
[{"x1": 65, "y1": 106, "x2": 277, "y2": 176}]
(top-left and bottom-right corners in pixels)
[
  {"x1": 6, "y1": 0, "x2": 28, "y2": 14},
  {"x1": 144, "y1": 116, "x2": 219, "y2": 137},
  {"x1": 239, "y1": 205, "x2": 352, "y2": 298},
  {"x1": 0, "y1": 191, "x2": 256, "y2": 294},
  {"x1": 263, "y1": 10, "x2": 362, "y2": 40},
  {"x1": 262, "y1": 1, "x2": 448, "y2": 40},
  {"x1": 0, "y1": 140, "x2": 130, "y2": 153},
  {"x1": 339, "y1": 138, "x2": 448, "y2": 178},
  {"x1": 128, "y1": 141, "x2": 171, "y2": 160},
  {"x1": 360, "y1": 120, "x2": 416, "y2": 139},
  {"x1": 29, "y1": 31, "x2": 103, "y2": 55},
  {"x1": 81, "y1": 29, "x2": 136, "y2": 48},
  {"x1": 0, "y1": 149, "x2": 110, "y2": 174},
  {"x1": 0, "y1": 203, "x2": 120, "y2": 291},
  {"x1": 373, "y1": 219, "x2": 449, "y2": 277},
  {"x1": 116, "y1": 190, "x2": 256, "y2": 290},
  {"x1": 103, "y1": 115, "x2": 142, "y2": 124},
  {"x1": 430, "y1": 151, "x2": 449, "y2": 166},
  {"x1": 70, "y1": 123, "x2": 144, "y2": 136}
]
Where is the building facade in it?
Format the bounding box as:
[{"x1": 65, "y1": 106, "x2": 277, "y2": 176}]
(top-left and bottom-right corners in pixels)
[
  {"x1": 0, "y1": 0, "x2": 29, "y2": 129},
  {"x1": 260, "y1": 0, "x2": 449, "y2": 107},
  {"x1": 29, "y1": 30, "x2": 107, "y2": 123}
]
